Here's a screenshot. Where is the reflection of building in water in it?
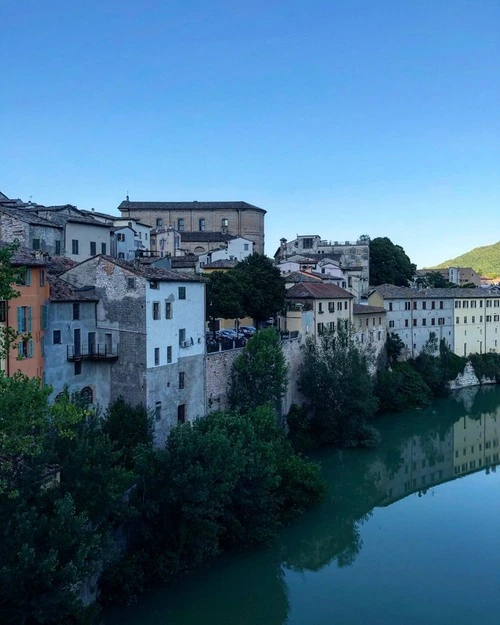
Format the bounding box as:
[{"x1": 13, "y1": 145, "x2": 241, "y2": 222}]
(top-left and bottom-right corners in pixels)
[
  {"x1": 369, "y1": 428, "x2": 454, "y2": 506},
  {"x1": 452, "y1": 414, "x2": 500, "y2": 477}
]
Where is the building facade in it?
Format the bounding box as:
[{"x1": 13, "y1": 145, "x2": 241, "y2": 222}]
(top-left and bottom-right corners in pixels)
[{"x1": 118, "y1": 200, "x2": 266, "y2": 254}]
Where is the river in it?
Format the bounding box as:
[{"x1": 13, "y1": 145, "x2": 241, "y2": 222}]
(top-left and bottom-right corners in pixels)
[{"x1": 101, "y1": 385, "x2": 500, "y2": 625}]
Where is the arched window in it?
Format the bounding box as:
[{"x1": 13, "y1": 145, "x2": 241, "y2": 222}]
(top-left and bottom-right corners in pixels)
[{"x1": 80, "y1": 386, "x2": 93, "y2": 407}]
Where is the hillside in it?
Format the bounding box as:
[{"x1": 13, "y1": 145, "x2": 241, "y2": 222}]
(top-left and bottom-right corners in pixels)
[{"x1": 431, "y1": 241, "x2": 500, "y2": 277}]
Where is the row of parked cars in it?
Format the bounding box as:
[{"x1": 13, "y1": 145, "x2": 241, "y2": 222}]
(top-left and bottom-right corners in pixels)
[{"x1": 206, "y1": 326, "x2": 257, "y2": 342}]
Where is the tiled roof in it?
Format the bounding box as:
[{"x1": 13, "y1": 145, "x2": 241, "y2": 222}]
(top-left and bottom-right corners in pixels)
[
  {"x1": 370, "y1": 284, "x2": 496, "y2": 299},
  {"x1": 0, "y1": 240, "x2": 47, "y2": 266},
  {"x1": 286, "y1": 282, "x2": 353, "y2": 299},
  {"x1": 203, "y1": 259, "x2": 238, "y2": 269},
  {"x1": 46, "y1": 257, "x2": 77, "y2": 276},
  {"x1": 0, "y1": 206, "x2": 62, "y2": 228},
  {"x1": 118, "y1": 200, "x2": 266, "y2": 214},
  {"x1": 284, "y1": 271, "x2": 323, "y2": 283},
  {"x1": 100, "y1": 256, "x2": 202, "y2": 282},
  {"x1": 48, "y1": 275, "x2": 98, "y2": 302},
  {"x1": 353, "y1": 304, "x2": 387, "y2": 315}
]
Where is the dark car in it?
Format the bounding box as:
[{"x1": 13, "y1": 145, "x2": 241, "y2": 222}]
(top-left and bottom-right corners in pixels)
[{"x1": 239, "y1": 326, "x2": 256, "y2": 338}]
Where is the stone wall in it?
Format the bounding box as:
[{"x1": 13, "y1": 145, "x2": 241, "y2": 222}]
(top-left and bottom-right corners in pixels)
[
  {"x1": 448, "y1": 361, "x2": 496, "y2": 390},
  {"x1": 205, "y1": 337, "x2": 304, "y2": 415}
]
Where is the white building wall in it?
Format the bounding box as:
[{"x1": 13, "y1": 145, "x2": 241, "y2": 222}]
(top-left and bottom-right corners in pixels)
[{"x1": 65, "y1": 222, "x2": 111, "y2": 262}]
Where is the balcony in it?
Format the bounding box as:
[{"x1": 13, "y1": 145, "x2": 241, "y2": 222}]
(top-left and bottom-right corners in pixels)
[{"x1": 67, "y1": 344, "x2": 119, "y2": 362}]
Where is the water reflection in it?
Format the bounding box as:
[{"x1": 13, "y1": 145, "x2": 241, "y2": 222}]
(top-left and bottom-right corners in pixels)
[{"x1": 103, "y1": 385, "x2": 500, "y2": 625}]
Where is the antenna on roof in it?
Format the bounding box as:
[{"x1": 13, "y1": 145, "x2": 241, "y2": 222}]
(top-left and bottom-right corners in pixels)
[{"x1": 126, "y1": 191, "x2": 129, "y2": 202}]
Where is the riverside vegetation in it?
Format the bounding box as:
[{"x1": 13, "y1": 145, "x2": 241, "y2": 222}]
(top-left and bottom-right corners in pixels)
[{"x1": 0, "y1": 329, "x2": 325, "y2": 625}]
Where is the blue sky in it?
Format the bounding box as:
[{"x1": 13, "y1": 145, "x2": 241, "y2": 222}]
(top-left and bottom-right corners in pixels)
[{"x1": 1, "y1": 0, "x2": 498, "y2": 267}]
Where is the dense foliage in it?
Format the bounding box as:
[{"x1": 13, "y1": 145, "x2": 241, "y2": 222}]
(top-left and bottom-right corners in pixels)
[
  {"x1": 100, "y1": 406, "x2": 325, "y2": 602},
  {"x1": 369, "y1": 237, "x2": 417, "y2": 287},
  {"x1": 229, "y1": 328, "x2": 288, "y2": 413},
  {"x1": 205, "y1": 253, "x2": 286, "y2": 325},
  {"x1": 298, "y1": 323, "x2": 380, "y2": 448},
  {"x1": 432, "y1": 240, "x2": 500, "y2": 278}
]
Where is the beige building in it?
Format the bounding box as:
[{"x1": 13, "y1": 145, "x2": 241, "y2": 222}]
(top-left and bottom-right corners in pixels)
[
  {"x1": 118, "y1": 200, "x2": 266, "y2": 255},
  {"x1": 353, "y1": 303, "x2": 387, "y2": 360},
  {"x1": 282, "y1": 282, "x2": 353, "y2": 339},
  {"x1": 438, "y1": 267, "x2": 481, "y2": 287}
]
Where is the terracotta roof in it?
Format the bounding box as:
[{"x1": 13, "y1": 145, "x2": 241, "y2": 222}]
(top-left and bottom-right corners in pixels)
[
  {"x1": 284, "y1": 271, "x2": 323, "y2": 284},
  {"x1": 353, "y1": 304, "x2": 387, "y2": 315},
  {"x1": 46, "y1": 257, "x2": 77, "y2": 276},
  {"x1": 0, "y1": 206, "x2": 62, "y2": 228},
  {"x1": 179, "y1": 232, "x2": 236, "y2": 243},
  {"x1": 203, "y1": 259, "x2": 238, "y2": 269},
  {"x1": 99, "y1": 256, "x2": 202, "y2": 282},
  {"x1": 286, "y1": 282, "x2": 353, "y2": 299},
  {"x1": 118, "y1": 200, "x2": 266, "y2": 214}
]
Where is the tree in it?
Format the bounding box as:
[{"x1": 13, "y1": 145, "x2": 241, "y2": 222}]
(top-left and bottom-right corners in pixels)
[
  {"x1": 228, "y1": 328, "x2": 288, "y2": 413},
  {"x1": 232, "y1": 254, "x2": 286, "y2": 324},
  {"x1": 205, "y1": 271, "x2": 244, "y2": 333},
  {"x1": 299, "y1": 323, "x2": 379, "y2": 447},
  {"x1": 369, "y1": 237, "x2": 416, "y2": 286},
  {"x1": 0, "y1": 242, "x2": 26, "y2": 359}
]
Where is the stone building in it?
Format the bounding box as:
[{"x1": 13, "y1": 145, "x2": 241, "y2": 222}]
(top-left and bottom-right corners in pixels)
[
  {"x1": 118, "y1": 199, "x2": 266, "y2": 254},
  {"x1": 59, "y1": 255, "x2": 206, "y2": 443}
]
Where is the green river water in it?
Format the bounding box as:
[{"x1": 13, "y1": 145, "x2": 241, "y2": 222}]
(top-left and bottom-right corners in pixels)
[{"x1": 102, "y1": 385, "x2": 500, "y2": 625}]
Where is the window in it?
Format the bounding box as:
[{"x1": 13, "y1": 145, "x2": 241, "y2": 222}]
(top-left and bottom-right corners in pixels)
[
  {"x1": 74, "y1": 361, "x2": 82, "y2": 375},
  {"x1": 90, "y1": 241, "x2": 97, "y2": 255},
  {"x1": 389, "y1": 320, "x2": 395, "y2": 328},
  {"x1": 80, "y1": 387, "x2": 93, "y2": 407},
  {"x1": 345, "y1": 301, "x2": 348, "y2": 310},
  {"x1": 156, "y1": 218, "x2": 163, "y2": 227},
  {"x1": 155, "y1": 401, "x2": 162, "y2": 421},
  {"x1": 167, "y1": 346, "x2": 172, "y2": 363},
  {"x1": 455, "y1": 301, "x2": 461, "y2": 309},
  {"x1": 405, "y1": 319, "x2": 409, "y2": 327},
  {"x1": 40, "y1": 270, "x2": 45, "y2": 287},
  {"x1": 179, "y1": 328, "x2": 186, "y2": 346},
  {"x1": 422, "y1": 319, "x2": 426, "y2": 326},
  {"x1": 101, "y1": 242, "x2": 107, "y2": 255},
  {"x1": 405, "y1": 302, "x2": 411, "y2": 310},
  {"x1": 32, "y1": 238, "x2": 40, "y2": 250},
  {"x1": 471, "y1": 300, "x2": 477, "y2": 308},
  {"x1": 53, "y1": 330, "x2": 61, "y2": 344},
  {"x1": 179, "y1": 372, "x2": 185, "y2": 389},
  {"x1": 431, "y1": 301, "x2": 435, "y2": 310},
  {"x1": 55, "y1": 240, "x2": 61, "y2": 255},
  {"x1": 389, "y1": 303, "x2": 393, "y2": 311},
  {"x1": 16, "y1": 268, "x2": 31, "y2": 286},
  {"x1": 464, "y1": 316, "x2": 467, "y2": 324},
  {"x1": 177, "y1": 218, "x2": 185, "y2": 232},
  {"x1": 318, "y1": 302, "x2": 323, "y2": 313},
  {"x1": 72, "y1": 239, "x2": 79, "y2": 255},
  {"x1": 337, "y1": 302, "x2": 342, "y2": 311},
  {"x1": 317, "y1": 322, "x2": 324, "y2": 334},
  {"x1": 0, "y1": 301, "x2": 6, "y2": 323},
  {"x1": 221, "y1": 218, "x2": 229, "y2": 228},
  {"x1": 199, "y1": 218, "x2": 206, "y2": 231},
  {"x1": 302, "y1": 238, "x2": 313, "y2": 249},
  {"x1": 17, "y1": 306, "x2": 31, "y2": 333},
  {"x1": 431, "y1": 318, "x2": 436, "y2": 325},
  {"x1": 422, "y1": 302, "x2": 427, "y2": 310},
  {"x1": 463, "y1": 301, "x2": 469, "y2": 308},
  {"x1": 413, "y1": 301, "x2": 417, "y2": 310},
  {"x1": 40, "y1": 304, "x2": 48, "y2": 330},
  {"x1": 150, "y1": 280, "x2": 159, "y2": 289},
  {"x1": 72, "y1": 303, "x2": 80, "y2": 320},
  {"x1": 329, "y1": 302, "x2": 335, "y2": 313},
  {"x1": 456, "y1": 317, "x2": 459, "y2": 324},
  {"x1": 125, "y1": 278, "x2": 135, "y2": 291},
  {"x1": 439, "y1": 301, "x2": 444, "y2": 309},
  {"x1": 472, "y1": 316, "x2": 475, "y2": 323},
  {"x1": 244, "y1": 243, "x2": 249, "y2": 251},
  {"x1": 413, "y1": 319, "x2": 417, "y2": 327},
  {"x1": 117, "y1": 233, "x2": 125, "y2": 242},
  {"x1": 177, "y1": 404, "x2": 186, "y2": 424},
  {"x1": 178, "y1": 286, "x2": 186, "y2": 300},
  {"x1": 154, "y1": 347, "x2": 160, "y2": 365},
  {"x1": 152, "y1": 302, "x2": 161, "y2": 320},
  {"x1": 18, "y1": 338, "x2": 32, "y2": 359},
  {"x1": 165, "y1": 301, "x2": 172, "y2": 319}
]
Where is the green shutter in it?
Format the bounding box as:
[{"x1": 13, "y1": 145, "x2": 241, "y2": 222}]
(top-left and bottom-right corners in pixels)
[
  {"x1": 28, "y1": 307, "x2": 32, "y2": 332},
  {"x1": 26, "y1": 269, "x2": 31, "y2": 286},
  {"x1": 29, "y1": 339, "x2": 33, "y2": 358},
  {"x1": 17, "y1": 307, "x2": 23, "y2": 332}
]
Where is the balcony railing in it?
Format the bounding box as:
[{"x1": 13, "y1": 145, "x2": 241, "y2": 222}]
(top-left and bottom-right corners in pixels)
[{"x1": 67, "y1": 344, "x2": 119, "y2": 362}]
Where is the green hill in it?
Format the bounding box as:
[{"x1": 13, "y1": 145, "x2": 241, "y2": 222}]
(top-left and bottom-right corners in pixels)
[{"x1": 431, "y1": 241, "x2": 500, "y2": 278}]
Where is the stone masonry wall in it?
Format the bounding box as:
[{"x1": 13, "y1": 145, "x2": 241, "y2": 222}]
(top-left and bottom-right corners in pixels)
[{"x1": 205, "y1": 337, "x2": 304, "y2": 415}]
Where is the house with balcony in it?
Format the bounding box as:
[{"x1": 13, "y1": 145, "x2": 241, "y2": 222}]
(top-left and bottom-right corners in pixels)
[
  {"x1": 59, "y1": 255, "x2": 206, "y2": 443},
  {"x1": 282, "y1": 282, "x2": 353, "y2": 340}
]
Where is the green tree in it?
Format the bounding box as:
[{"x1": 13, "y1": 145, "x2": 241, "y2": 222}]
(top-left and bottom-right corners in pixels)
[
  {"x1": 228, "y1": 328, "x2": 288, "y2": 413},
  {"x1": 205, "y1": 271, "x2": 244, "y2": 334},
  {"x1": 299, "y1": 323, "x2": 379, "y2": 447},
  {"x1": 0, "y1": 242, "x2": 28, "y2": 359},
  {"x1": 369, "y1": 237, "x2": 416, "y2": 286},
  {"x1": 103, "y1": 398, "x2": 153, "y2": 469},
  {"x1": 232, "y1": 253, "x2": 286, "y2": 324}
]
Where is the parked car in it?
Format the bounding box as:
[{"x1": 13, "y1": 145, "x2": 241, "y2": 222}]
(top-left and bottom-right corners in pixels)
[
  {"x1": 239, "y1": 326, "x2": 256, "y2": 338},
  {"x1": 218, "y1": 329, "x2": 239, "y2": 340}
]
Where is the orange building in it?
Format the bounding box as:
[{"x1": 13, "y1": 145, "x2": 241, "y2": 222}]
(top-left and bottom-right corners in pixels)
[{"x1": 0, "y1": 245, "x2": 49, "y2": 380}]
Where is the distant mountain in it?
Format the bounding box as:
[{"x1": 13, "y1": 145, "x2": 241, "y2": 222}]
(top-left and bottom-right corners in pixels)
[{"x1": 430, "y1": 241, "x2": 500, "y2": 277}]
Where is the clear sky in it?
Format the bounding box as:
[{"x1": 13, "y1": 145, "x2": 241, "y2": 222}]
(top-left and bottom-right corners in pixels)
[{"x1": 1, "y1": 0, "x2": 499, "y2": 268}]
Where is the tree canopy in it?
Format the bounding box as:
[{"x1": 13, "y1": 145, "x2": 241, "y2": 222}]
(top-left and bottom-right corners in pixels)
[
  {"x1": 205, "y1": 271, "x2": 244, "y2": 329},
  {"x1": 369, "y1": 237, "x2": 416, "y2": 287}
]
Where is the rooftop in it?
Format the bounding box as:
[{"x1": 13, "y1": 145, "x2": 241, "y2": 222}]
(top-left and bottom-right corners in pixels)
[
  {"x1": 353, "y1": 303, "x2": 387, "y2": 315},
  {"x1": 286, "y1": 282, "x2": 353, "y2": 300},
  {"x1": 118, "y1": 200, "x2": 266, "y2": 214},
  {"x1": 370, "y1": 284, "x2": 497, "y2": 299}
]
